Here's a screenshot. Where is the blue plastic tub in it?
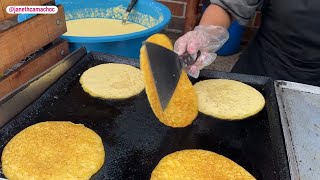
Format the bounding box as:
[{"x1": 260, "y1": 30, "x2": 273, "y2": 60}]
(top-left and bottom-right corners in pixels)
[
  {"x1": 216, "y1": 20, "x2": 246, "y2": 56},
  {"x1": 18, "y1": 0, "x2": 171, "y2": 59}
]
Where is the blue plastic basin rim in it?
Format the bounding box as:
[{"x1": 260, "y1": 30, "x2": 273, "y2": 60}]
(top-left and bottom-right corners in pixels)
[
  {"x1": 18, "y1": 1, "x2": 171, "y2": 43},
  {"x1": 62, "y1": 1, "x2": 171, "y2": 43}
]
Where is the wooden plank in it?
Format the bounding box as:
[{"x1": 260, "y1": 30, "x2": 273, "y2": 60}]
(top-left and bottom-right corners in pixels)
[
  {"x1": 46, "y1": 6, "x2": 67, "y2": 42},
  {"x1": 0, "y1": 3, "x2": 4, "y2": 21},
  {"x1": 184, "y1": 0, "x2": 201, "y2": 33},
  {"x1": 40, "y1": 0, "x2": 52, "y2": 4},
  {"x1": 0, "y1": 0, "x2": 53, "y2": 21},
  {"x1": 0, "y1": 0, "x2": 40, "y2": 21},
  {"x1": 0, "y1": 40, "x2": 70, "y2": 99},
  {"x1": 0, "y1": 5, "x2": 66, "y2": 74},
  {"x1": 0, "y1": 77, "x2": 13, "y2": 99}
]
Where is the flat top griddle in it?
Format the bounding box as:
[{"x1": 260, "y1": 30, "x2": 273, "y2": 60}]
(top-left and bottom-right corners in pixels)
[
  {"x1": 275, "y1": 81, "x2": 320, "y2": 180},
  {"x1": 0, "y1": 51, "x2": 290, "y2": 180}
]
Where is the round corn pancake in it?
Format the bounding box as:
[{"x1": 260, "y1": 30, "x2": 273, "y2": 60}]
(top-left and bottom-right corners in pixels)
[
  {"x1": 140, "y1": 34, "x2": 198, "y2": 128},
  {"x1": 80, "y1": 63, "x2": 144, "y2": 99},
  {"x1": 151, "y1": 149, "x2": 255, "y2": 180},
  {"x1": 1, "y1": 121, "x2": 105, "y2": 180},
  {"x1": 194, "y1": 79, "x2": 265, "y2": 120}
]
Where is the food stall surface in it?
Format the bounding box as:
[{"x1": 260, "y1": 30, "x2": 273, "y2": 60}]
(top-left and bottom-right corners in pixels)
[
  {"x1": 275, "y1": 81, "x2": 320, "y2": 180},
  {"x1": 0, "y1": 49, "x2": 289, "y2": 179}
]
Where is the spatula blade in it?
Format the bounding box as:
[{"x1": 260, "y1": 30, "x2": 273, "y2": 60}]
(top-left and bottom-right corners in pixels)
[{"x1": 144, "y1": 42, "x2": 183, "y2": 111}]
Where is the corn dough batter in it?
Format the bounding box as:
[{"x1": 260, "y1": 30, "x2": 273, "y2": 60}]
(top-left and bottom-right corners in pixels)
[
  {"x1": 64, "y1": 18, "x2": 147, "y2": 37},
  {"x1": 1, "y1": 121, "x2": 105, "y2": 180},
  {"x1": 151, "y1": 149, "x2": 255, "y2": 180},
  {"x1": 194, "y1": 79, "x2": 265, "y2": 120}
]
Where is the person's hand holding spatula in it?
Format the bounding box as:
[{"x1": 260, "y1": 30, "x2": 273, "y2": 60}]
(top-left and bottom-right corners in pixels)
[{"x1": 174, "y1": 25, "x2": 229, "y2": 78}]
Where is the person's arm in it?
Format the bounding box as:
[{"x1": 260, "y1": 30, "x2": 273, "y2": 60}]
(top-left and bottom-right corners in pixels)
[
  {"x1": 209, "y1": 0, "x2": 264, "y2": 26},
  {"x1": 199, "y1": 4, "x2": 232, "y2": 29},
  {"x1": 174, "y1": 0, "x2": 263, "y2": 78}
]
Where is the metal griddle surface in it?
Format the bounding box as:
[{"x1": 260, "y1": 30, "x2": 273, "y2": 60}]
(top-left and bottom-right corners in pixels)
[
  {"x1": 275, "y1": 81, "x2": 320, "y2": 180},
  {"x1": 0, "y1": 52, "x2": 289, "y2": 180}
]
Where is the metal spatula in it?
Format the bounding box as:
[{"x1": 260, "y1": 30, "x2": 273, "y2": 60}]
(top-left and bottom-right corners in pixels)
[
  {"x1": 122, "y1": 0, "x2": 138, "y2": 24},
  {"x1": 144, "y1": 42, "x2": 198, "y2": 111}
]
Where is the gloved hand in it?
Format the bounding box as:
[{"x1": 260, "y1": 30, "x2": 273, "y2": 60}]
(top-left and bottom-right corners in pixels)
[{"x1": 174, "y1": 25, "x2": 229, "y2": 78}]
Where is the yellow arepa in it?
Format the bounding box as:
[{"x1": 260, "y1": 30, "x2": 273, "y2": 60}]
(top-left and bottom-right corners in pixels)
[
  {"x1": 80, "y1": 63, "x2": 144, "y2": 99},
  {"x1": 1, "y1": 121, "x2": 105, "y2": 180},
  {"x1": 140, "y1": 34, "x2": 198, "y2": 128},
  {"x1": 194, "y1": 79, "x2": 265, "y2": 120},
  {"x1": 151, "y1": 149, "x2": 255, "y2": 180}
]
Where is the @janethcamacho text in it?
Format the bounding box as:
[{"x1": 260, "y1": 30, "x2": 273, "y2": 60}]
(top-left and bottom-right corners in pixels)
[{"x1": 6, "y1": 6, "x2": 58, "y2": 14}]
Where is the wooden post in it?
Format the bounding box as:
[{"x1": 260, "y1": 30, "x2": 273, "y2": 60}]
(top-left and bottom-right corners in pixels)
[
  {"x1": 0, "y1": 5, "x2": 67, "y2": 74},
  {"x1": 0, "y1": 40, "x2": 70, "y2": 99},
  {"x1": 0, "y1": 2, "x2": 70, "y2": 100},
  {"x1": 184, "y1": 0, "x2": 201, "y2": 33}
]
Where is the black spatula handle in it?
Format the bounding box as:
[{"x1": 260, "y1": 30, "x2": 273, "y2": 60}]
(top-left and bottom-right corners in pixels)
[
  {"x1": 179, "y1": 51, "x2": 201, "y2": 66},
  {"x1": 126, "y1": 0, "x2": 138, "y2": 13}
]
